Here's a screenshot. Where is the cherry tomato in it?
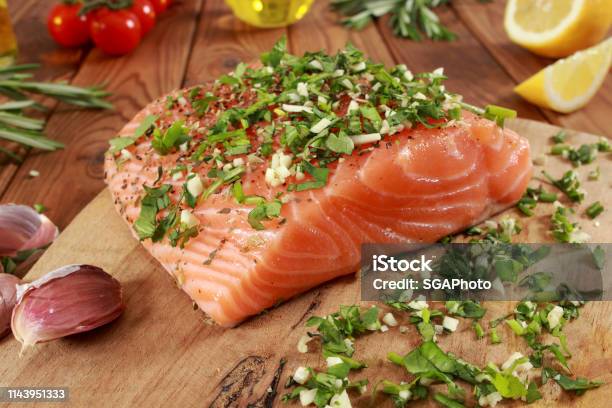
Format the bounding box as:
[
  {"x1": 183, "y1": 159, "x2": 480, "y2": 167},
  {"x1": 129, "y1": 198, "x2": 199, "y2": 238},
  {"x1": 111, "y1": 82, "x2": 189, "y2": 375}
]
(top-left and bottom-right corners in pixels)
[
  {"x1": 47, "y1": 3, "x2": 90, "y2": 48},
  {"x1": 90, "y1": 8, "x2": 142, "y2": 56},
  {"x1": 131, "y1": 0, "x2": 156, "y2": 35},
  {"x1": 150, "y1": 0, "x2": 172, "y2": 14}
]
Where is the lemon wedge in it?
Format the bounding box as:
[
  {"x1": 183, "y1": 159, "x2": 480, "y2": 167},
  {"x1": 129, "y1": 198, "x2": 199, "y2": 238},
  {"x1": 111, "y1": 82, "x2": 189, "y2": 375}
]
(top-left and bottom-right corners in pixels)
[
  {"x1": 504, "y1": 0, "x2": 612, "y2": 57},
  {"x1": 514, "y1": 38, "x2": 612, "y2": 113}
]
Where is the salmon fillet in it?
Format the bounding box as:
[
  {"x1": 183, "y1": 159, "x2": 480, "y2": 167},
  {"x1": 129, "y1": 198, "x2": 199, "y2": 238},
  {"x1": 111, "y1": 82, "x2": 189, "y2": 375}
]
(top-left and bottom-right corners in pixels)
[{"x1": 105, "y1": 44, "x2": 532, "y2": 327}]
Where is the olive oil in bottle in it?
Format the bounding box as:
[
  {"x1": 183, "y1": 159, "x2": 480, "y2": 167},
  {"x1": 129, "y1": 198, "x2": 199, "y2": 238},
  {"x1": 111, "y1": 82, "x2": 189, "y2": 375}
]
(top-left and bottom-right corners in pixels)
[
  {"x1": 225, "y1": 0, "x2": 314, "y2": 28},
  {"x1": 0, "y1": 0, "x2": 17, "y2": 67}
]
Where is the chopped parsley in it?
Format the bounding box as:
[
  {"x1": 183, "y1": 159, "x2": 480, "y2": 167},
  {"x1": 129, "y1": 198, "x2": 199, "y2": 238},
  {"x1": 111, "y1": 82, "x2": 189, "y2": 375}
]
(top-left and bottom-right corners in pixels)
[
  {"x1": 152, "y1": 120, "x2": 190, "y2": 155},
  {"x1": 286, "y1": 298, "x2": 603, "y2": 407},
  {"x1": 133, "y1": 184, "x2": 173, "y2": 241},
  {"x1": 108, "y1": 114, "x2": 158, "y2": 154},
  {"x1": 306, "y1": 305, "x2": 381, "y2": 356},
  {"x1": 542, "y1": 367, "x2": 603, "y2": 395},
  {"x1": 247, "y1": 199, "x2": 282, "y2": 230}
]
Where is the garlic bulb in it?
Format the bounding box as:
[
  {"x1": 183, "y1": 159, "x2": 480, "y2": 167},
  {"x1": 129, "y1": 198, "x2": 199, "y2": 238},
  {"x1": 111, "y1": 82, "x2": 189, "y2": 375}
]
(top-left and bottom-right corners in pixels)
[
  {"x1": 0, "y1": 273, "x2": 20, "y2": 338},
  {"x1": 11, "y1": 265, "x2": 124, "y2": 349},
  {"x1": 0, "y1": 204, "x2": 58, "y2": 257}
]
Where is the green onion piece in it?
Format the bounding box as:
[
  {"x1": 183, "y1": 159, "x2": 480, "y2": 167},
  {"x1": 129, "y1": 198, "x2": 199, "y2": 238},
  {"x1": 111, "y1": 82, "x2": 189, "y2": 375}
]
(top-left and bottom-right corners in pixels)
[
  {"x1": 506, "y1": 319, "x2": 525, "y2": 336},
  {"x1": 588, "y1": 166, "x2": 600, "y2": 181},
  {"x1": 550, "y1": 144, "x2": 570, "y2": 155},
  {"x1": 539, "y1": 191, "x2": 558, "y2": 203},
  {"x1": 33, "y1": 203, "x2": 47, "y2": 213},
  {"x1": 517, "y1": 201, "x2": 535, "y2": 217},
  {"x1": 490, "y1": 327, "x2": 501, "y2": 344},
  {"x1": 232, "y1": 181, "x2": 245, "y2": 203},
  {"x1": 473, "y1": 322, "x2": 485, "y2": 339},
  {"x1": 551, "y1": 131, "x2": 567, "y2": 143},
  {"x1": 108, "y1": 137, "x2": 136, "y2": 154},
  {"x1": 244, "y1": 196, "x2": 265, "y2": 205},
  {"x1": 433, "y1": 393, "x2": 466, "y2": 408},
  {"x1": 387, "y1": 352, "x2": 404, "y2": 366},
  {"x1": 484, "y1": 105, "x2": 517, "y2": 127},
  {"x1": 586, "y1": 201, "x2": 604, "y2": 219},
  {"x1": 203, "y1": 178, "x2": 223, "y2": 200},
  {"x1": 134, "y1": 114, "x2": 158, "y2": 138}
]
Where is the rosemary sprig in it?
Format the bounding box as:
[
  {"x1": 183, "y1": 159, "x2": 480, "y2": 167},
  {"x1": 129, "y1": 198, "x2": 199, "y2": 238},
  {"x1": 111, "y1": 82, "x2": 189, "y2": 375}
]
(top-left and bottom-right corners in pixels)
[
  {"x1": 0, "y1": 64, "x2": 112, "y2": 160},
  {"x1": 330, "y1": 0, "x2": 457, "y2": 41}
]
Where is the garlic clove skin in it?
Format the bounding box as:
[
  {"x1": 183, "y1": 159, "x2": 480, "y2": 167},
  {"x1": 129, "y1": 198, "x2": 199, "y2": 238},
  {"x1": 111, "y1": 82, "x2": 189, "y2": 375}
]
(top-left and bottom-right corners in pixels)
[
  {"x1": 11, "y1": 265, "x2": 124, "y2": 349},
  {"x1": 0, "y1": 204, "x2": 58, "y2": 257},
  {"x1": 0, "y1": 273, "x2": 21, "y2": 338}
]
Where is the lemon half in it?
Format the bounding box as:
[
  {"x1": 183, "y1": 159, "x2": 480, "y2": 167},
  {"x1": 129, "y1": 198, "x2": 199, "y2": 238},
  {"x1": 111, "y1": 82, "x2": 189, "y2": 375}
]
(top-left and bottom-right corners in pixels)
[
  {"x1": 515, "y1": 38, "x2": 612, "y2": 113},
  {"x1": 504, "y1": 0, "x2": 612, "y2": 58}
]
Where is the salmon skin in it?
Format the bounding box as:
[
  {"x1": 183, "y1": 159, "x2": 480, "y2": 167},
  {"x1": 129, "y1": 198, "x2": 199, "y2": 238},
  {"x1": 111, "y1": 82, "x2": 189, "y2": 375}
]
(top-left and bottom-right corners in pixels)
[{"x1": 105, "y1": 41, "x2": 531, "y2": 327}]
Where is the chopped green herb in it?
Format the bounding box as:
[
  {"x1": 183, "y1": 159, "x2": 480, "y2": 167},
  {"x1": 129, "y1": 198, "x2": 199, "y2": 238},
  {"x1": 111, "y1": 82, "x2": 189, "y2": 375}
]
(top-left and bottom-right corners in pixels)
[
  {"x1": 293, "y1": 161, "x2": 329, "y2": 192},
  {"x1": 379, "y1": 379, "x2": 427, "y2": 406},
  {"x1": 585, "y1": 201, "x2": 603, "y2": 219},
  {"x1": 108, "y1": 137, "x2": 136, "y2": 154},
  {"x1": 33, "y1": 203, "x2": 47, "y2": 214},
  {"x1": 483, "y1": 104, "x2": 517, "y2": 127},
  {"x1": 588, "y1": 166, "x2": 600, "y2": 181},
  {"x1": 542, "y1": 367, "x2": 603, "y2": 395},
  {"x1": 551, "y1": 206, "x2": 589, "y2": 243},
  {"x1": 526, "y1": 381, "x2": 542, "y2": 403},
  {"x1": 325, "y1": 132, "x2": 354, "y2": 155},
  {"x1": 133, "y1": 184, "x2": 172, "y2": 241},
  {"x1": 433, "y1": 392, "x2": 466, "y2": 408},
  {"x1": 248, "y1": 199, "x2": 282, "y2": 230},
  {"x1": 165, "y1": 95, "x2": 176, "y2": 109},
  {"x1": 134, "y1": 114, "x2": 158, "y2": 138},
  {"x1": 490, "y1": 327, "x2": 501, "y2": 344},
  {"x1": 169, "y1": 224, "x2": 199, "y2": 249},
  {"x1": 307, "y1": 305, "x2": 381, "y2": 356},
  {"x1": 551, "y1": 131, "x2": 567, "y2": 144},
  {"x1": 543, "y1": 170, "x2": 584, "y2": 203},
  {"x1": 487, "y1": 362, "x2": 528, "y2": 399},
  {"x1": 192, "y1": 94, "x2": 217, "y2": 117},
  {"x1": 445, "y1": 301, "x2": 486, "y2": 319},
  {"x1": 152, "y1": 120, "x2": 190, "y2": 155},
  {"x1": 473, "y1": 322, "x2": 484, "y2": 339}
]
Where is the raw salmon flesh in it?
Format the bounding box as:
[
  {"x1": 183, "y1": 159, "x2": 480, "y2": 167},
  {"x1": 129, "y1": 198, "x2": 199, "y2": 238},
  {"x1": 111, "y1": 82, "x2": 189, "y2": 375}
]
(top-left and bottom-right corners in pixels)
[{"x1": 105, "y1": 41, "x2": 531, "y2": 326}]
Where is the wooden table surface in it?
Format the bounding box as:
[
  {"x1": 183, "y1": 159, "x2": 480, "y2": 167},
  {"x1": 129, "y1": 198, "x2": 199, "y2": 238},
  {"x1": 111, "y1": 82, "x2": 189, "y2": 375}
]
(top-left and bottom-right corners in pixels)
[{"x1": 2, "y1": 0, "x2": 611, "y2": 231}]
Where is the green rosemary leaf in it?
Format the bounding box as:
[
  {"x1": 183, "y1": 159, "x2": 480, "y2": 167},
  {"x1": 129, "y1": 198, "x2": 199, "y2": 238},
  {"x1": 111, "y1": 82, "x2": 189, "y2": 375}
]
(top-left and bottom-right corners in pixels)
[{"x1": 331, "y1": 0, "x2": 457, "y2": 41}]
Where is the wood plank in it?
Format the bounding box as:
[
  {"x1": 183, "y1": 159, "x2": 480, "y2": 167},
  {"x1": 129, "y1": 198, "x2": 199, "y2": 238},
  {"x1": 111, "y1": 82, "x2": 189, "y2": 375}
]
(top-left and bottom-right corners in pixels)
[
  {"x1": 0, "y1": 0, "x2": 87, "y2": 194},
  {"x1": 0, "y1": 0, "x2": 203, "y2": 229},
  {"x1": 183, "y1": 0, "x2": 287, "y2": 86},
  {"x1": 0, "y1": 119, "x2": 609, "y2": 408},
  {"x1": 452, "y1": 0, "x2": 612, "y2": 138},
  {"x1": 288, "y1": 0, "x2": 395, "y2": 66},
  {"x1": 375, "y1": 5, "x2": 550, "y2": 124}
]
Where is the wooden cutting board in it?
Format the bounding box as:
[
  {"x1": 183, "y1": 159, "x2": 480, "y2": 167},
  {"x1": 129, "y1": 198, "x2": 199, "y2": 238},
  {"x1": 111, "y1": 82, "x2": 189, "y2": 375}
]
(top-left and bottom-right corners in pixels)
[{"x1": 1, "y1": 119, "x2": 610, "y2": 408}]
